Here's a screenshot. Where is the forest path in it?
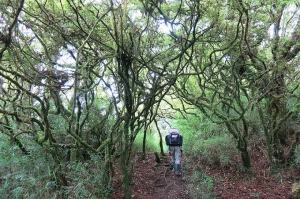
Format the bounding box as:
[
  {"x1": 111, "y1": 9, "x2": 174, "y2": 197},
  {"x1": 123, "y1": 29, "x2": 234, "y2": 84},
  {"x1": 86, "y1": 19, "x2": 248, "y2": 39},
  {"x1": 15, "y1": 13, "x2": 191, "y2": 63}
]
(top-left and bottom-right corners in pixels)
[
  {"x1": 110, "y1": 148, "x2": 299, "y2": 199},
  {"x1": 110, "y1": 152, "x2": 192, "y2": 199}
]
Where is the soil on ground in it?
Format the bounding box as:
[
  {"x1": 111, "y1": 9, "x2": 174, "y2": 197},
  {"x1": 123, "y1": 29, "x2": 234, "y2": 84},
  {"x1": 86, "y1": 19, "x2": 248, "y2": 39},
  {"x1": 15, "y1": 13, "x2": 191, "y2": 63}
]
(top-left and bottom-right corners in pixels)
[
  {"x1": 110, "y1": 147, "x2": 300, "y2": 199},
  {"x1": 111, "y1": 152, "x2": 191, "y2": 199}
]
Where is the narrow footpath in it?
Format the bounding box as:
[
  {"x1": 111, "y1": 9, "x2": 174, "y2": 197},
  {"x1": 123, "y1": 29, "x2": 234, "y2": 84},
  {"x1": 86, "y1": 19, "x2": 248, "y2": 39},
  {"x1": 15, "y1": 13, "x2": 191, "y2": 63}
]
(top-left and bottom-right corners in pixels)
[{"x1": 111, "y1": 152, "x2": 191, "y2": 199}]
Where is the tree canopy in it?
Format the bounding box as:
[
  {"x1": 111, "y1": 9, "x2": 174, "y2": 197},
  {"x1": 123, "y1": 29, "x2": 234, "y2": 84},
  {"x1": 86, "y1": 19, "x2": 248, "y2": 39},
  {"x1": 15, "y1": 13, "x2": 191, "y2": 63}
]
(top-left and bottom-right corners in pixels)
[{"x1": 1, "y1": 0, "x2": 300, "y2": 198}]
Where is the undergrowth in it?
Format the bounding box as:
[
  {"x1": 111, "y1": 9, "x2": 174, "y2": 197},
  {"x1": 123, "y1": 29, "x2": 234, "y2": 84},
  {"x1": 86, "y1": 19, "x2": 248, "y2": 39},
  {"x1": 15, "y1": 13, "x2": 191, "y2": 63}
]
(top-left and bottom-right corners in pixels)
[
  {"x1": 187, "y1": 166, "x2": 216, "y2": 199},
  {"x1": 0, "y1": 135, "x2": 112, "y2": 198},
  {"x1": 133, "y1": 130, "x2": 161, "y2": 153}
]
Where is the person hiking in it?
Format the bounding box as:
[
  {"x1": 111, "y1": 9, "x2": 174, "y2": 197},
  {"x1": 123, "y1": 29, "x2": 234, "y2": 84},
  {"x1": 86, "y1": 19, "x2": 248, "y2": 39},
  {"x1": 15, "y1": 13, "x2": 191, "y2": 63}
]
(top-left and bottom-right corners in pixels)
[{"x1": 165, "y1": 128, "x2": 183, "y2": 176}]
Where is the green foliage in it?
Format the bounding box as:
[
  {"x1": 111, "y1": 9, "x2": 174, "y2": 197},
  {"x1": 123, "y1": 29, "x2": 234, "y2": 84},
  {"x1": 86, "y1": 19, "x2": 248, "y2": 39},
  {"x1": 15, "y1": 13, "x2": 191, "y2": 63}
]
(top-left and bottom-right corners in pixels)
[
  {"x1": 0, "y1": 134, "x2": 113, "y2": 198},
  {"x1": 293, "y1": 146, "x2": 300, "y2": 169},
  {"x1": 65, "y1": 153, "x2": 113, "y2": 198},
  {"x1": 250, "y1": 192, "x2": 261, "y2": 198},
  {"x1": 173, "y1": 110, "x2": 238, "y2": 167},
  {"x1": 198, "y1": 134, "x2": 238, "y2": 167},
  {"x1": 187, "y1": 167, "x2": 216, "y2": 199},
  {"x1": 133, "y1": 130, "x2": 160, "y2": 152},
  {"x1": 0, "y1": 141, "x2": 54, "y2": 198},
  {"x1": 292, "y1": 182, "x2": 300, "y2": 199},
  {"x1": 1, "y1": 0, "x2": 300, "y2": 197}
]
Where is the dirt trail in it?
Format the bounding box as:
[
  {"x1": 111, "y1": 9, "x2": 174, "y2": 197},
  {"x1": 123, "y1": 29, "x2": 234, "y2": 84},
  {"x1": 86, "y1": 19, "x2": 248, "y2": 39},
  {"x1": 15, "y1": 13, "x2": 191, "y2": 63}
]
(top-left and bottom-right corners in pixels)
[
  {"x1": 111, "y1": 152, "x2": 191, "y2": 199},
  {"x1": 110, "y1": 148, "x2": 300, "y2": 199}
]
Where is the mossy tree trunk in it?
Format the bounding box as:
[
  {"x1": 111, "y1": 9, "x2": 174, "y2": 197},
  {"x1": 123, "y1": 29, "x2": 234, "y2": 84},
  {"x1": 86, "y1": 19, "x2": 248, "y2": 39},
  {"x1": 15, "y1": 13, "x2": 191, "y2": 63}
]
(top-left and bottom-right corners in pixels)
[
  {"x1": 286, "y1": 130, "x2": 300, "y2": 164},
  {"x1": 263, "y1": 3, "x2": 300, "y2": 164},
  {"x1": 154, "y1": 118, "x2": 165, "y2": 156},
  {"x1": 117, "y1": 47, "x2": 134, "y2": 198},
  {"x1": 265, "y1": 68, "x2": 285, "y2": 161},
  {"x1": 142, "y1": 126, "x2": 147, "y2": 160},
  {"x1": 120, "y1": 118, "x2": 132, "y2": 199},
  {"x1": 49, "y1": 148, "x2": 68, "y2": 187},
  {"x1": 226, "y1": 119, "x2": 251, "y2": 169},
  {"x1": 237, "y1": 136, "x2": 251, "y2": 169}
]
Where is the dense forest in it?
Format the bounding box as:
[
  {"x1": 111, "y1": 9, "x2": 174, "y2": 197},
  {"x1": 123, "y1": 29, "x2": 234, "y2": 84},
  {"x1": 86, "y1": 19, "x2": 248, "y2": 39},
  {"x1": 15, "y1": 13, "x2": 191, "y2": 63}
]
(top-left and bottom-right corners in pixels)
[{"x1": 0, "y1": 0, "x2": 300, "y2": 198}]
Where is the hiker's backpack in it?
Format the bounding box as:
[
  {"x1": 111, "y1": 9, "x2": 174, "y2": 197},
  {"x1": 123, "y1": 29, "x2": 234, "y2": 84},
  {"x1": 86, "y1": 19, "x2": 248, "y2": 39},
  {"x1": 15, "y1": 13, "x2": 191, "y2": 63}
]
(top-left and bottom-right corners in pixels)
[{"x1": 166, "y1": 131, "x2": 182, "y2": 146}]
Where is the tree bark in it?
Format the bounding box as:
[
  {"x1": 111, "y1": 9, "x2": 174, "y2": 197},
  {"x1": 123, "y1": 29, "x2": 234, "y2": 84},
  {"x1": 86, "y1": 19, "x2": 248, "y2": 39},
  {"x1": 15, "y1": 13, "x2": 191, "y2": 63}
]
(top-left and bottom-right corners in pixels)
[
  {"x1": 237, "y1": 135, "x2": 251, "y2": 168},
  {"x1": 120, "y1": 121, "x2": 132, "y2": 199},
  {"x1": 267, "y1": 69, "x2": 286, "y2": 162},
  {"x1": 286, "y1": 130, "x2": 300, "y2": 164},
  {"x1": 226, "y1": 121, "x2": 251, "y2": 168},
  {"x1": 154, "y1": 118, "x2": 165, "y2": 156},
  {"x1": 142, "y1": 127, "x2": 147, "y2": 160}
]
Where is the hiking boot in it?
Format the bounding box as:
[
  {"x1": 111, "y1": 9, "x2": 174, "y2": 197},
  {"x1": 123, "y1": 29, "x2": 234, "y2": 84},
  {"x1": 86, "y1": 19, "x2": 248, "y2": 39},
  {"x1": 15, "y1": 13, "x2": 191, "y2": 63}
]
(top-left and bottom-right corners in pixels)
[
  {"x1": 170, "y1": 162, "x2": 175, "y2": 171},
  {"x1": 174, "y1": 164, "x2": 180, "y2": 176}
]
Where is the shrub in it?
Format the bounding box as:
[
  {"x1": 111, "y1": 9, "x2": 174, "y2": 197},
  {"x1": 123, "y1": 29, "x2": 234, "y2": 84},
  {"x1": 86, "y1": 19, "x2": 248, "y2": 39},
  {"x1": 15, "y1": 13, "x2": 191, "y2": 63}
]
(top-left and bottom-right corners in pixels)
[
  {"x1": 133, "y1": 130, "x2": 161, "y2": 153},
  {"x1": 187, "y1": 167, "x2": 216, "y2": 199},
  {"x1": 0, "y1": 135, "x2": 113, "y2": 198},
  {"x1": 293, "y1": 145, "x2": 300, "y2": 169},
  {"x1": 191, "y1": 133, "x2": 238, "y2": 167},
  {"x1": 292, "y1": 182, "x2": 300, "y2": 199}
]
